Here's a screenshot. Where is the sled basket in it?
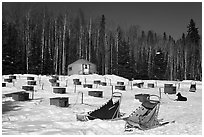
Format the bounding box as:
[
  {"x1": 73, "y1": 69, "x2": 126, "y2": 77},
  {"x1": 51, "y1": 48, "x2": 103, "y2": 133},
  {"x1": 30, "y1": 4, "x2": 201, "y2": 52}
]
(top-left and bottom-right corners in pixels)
[
  {"x1": 125, "y1": 94, "x2": 161, "y2": 130},
  {"x1": 76, "y1": 92, "x2": 122, "y2": 121}
]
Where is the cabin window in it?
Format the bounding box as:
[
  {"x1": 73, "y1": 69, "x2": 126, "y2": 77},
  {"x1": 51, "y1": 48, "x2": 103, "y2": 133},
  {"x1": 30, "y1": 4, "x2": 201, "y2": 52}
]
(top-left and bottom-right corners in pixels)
[{"x1": 68, "y1": 67, "x2": 72, "y2": 71}]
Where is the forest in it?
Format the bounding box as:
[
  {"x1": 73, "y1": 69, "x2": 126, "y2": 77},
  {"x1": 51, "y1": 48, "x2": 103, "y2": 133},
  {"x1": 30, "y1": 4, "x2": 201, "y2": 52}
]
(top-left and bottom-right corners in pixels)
[{"x1": 2, "y1": 4, "x2": 202, "y2": 81}]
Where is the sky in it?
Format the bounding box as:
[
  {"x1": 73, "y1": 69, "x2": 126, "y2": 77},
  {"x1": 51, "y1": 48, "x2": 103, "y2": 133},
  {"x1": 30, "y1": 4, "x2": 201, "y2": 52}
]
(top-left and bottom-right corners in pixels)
[{"x1": 2, "y1": 2, "x2": 202, "y2": 40}]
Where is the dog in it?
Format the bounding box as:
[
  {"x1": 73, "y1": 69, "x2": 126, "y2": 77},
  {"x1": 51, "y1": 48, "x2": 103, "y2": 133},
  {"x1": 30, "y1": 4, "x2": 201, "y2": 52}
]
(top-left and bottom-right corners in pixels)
[{"x1": 175, "y1": 92, "x2": 187, "y2": 101}]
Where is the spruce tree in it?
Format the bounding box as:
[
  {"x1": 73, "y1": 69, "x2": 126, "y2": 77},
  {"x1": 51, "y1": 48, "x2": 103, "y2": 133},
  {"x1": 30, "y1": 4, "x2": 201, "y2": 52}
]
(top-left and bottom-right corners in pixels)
[{"x1": 186, "y1": 19, "x2": 201, "y2": 80}]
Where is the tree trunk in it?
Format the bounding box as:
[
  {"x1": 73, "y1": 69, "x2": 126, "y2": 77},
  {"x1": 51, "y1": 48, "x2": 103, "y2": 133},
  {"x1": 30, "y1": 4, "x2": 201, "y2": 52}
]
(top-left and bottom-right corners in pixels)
[
  {"x1": 184, "y1": 49, "x2": 187, "y2": 80},
  {"x1": 88, "y1": 18, "x2": 92, "y2": 61},
  {"x1": 62, "y1": 14, "x2": 67, "y2": 75},
  {"x1": 41, "y1": 11, "x2": 45, "y2": 74}
]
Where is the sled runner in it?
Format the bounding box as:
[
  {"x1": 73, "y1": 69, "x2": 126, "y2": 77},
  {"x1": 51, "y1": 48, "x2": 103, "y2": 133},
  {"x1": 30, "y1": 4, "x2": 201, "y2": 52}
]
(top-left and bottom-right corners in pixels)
[
  {"x1": 124, "y1": 94, "x2": 161, "y2": 130},
  {"x1": 76, "y1": 92, "x2": 122, "y2": 121}
]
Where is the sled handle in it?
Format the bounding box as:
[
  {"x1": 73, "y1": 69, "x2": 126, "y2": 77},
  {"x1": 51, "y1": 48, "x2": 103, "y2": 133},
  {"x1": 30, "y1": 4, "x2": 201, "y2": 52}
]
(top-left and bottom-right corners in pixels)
[
  {"x1": 148, "y1": 95, "x2": 161, "y2": 102},
  {"x1": 112, "y1": 92, "x2": 122, "y2": 98}
]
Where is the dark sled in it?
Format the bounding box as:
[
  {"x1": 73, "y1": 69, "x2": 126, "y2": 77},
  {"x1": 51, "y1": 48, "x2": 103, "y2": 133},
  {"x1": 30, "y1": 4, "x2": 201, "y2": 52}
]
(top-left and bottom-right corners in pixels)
[{"x1": 76, "y1": 92, "x2": 122, "y2": 121}]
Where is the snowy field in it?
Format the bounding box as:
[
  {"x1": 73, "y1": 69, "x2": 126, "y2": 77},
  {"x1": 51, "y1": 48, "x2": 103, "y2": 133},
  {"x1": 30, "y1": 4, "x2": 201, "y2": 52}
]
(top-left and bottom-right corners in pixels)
[{"x1": 1, "y1": 74, "x2": 202, "y2": 135}]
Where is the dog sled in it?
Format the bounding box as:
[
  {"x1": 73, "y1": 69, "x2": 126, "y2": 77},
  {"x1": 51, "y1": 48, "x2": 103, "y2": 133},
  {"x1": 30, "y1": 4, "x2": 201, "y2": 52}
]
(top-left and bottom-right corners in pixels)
[
  {"x1": 124, "y1": 94, "x2": 161, "y2": 130},
  {"x1": 76, "y1": 92, "x2": 122, "y2": 121}
]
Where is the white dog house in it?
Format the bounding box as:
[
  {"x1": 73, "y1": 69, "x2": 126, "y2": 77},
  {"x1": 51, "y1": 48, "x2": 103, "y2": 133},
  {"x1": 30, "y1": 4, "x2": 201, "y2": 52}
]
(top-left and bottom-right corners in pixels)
[{"x1": 67, "y1": 59, "x2": 97, "y2": 76}]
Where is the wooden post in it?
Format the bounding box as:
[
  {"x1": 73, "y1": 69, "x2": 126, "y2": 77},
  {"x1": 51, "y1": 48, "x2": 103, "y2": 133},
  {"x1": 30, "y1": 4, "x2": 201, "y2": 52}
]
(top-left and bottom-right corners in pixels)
[
  {"x1": 85, "y1": 78, "x2": 86, "y2": 84},
  {"x1": 81, "y1": 92, "x2": 83, "y2": 104},
  {"x1": 112, "y1": 85, "x2": 114, "y2": 97},
  {"x1": 159, "y1": 87, "x2": 161, "y2": 99},
  {"x1": 130, "y1": 81, "x2": 133, "y2": 90},
  {"x1": 74, "y1": 83, "x2": 76, "y2": 93},
  {"x1": 65, "y1": 79, "x2": 68, "y2": 87},
  {"x1": 42, "y1": 83, "x2": 44, "y2": 90},
  {"x1": 12, "y1": 80, "x2": 15, "y2": 87},
  {"x1": 110, "y1": 79, "x2": 111, "y2": 86},
  {"x1": 178, "y1": 82, "x2": 180, "y2": 89},
  {"x1": 39, "y1": 76, "x2": 41, "y2": 86},
  {"x1": 32, "y1": 90, "x2": 34, "y2": 99}
]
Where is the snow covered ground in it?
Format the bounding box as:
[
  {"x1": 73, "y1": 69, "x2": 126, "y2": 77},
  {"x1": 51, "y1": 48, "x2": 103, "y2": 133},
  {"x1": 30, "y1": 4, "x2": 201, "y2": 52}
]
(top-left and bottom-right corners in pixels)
[{"x1": 1, "y1": 74, "x2": 202, "y2": 135}]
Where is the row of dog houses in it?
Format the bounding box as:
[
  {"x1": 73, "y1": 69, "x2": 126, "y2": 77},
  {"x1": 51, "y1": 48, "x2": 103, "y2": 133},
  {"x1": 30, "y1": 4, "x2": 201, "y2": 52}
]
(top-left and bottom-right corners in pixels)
[{"x1": 3, "y1": 73, "x2": 197, "y2": 108}]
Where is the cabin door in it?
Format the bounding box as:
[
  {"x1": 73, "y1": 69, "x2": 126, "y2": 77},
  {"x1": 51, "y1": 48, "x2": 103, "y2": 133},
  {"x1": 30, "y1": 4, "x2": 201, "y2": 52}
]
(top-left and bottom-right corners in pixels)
[{"x1": 82, "y1": 64, "x2": 90, "y2": 74}]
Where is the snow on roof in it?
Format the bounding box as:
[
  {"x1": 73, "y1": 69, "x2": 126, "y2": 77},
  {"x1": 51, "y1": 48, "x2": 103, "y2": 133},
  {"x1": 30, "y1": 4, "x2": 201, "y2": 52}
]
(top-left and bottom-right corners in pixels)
[{"x1": 69, "y1": 59, "x2": 94, "y2": 66}]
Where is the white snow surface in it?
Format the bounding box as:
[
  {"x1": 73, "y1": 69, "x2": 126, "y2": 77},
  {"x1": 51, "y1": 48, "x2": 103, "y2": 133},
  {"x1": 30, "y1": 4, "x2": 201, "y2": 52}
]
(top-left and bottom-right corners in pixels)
[{"x1": 1, "y1": 74, "x2": 202, "y2": 135}]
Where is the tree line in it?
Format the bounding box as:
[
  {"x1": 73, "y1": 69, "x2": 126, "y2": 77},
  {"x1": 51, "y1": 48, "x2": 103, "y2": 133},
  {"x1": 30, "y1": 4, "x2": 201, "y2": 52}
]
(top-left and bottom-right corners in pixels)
[{"x1": 2, "y1": 4, "x2": 202, "y2": 81}]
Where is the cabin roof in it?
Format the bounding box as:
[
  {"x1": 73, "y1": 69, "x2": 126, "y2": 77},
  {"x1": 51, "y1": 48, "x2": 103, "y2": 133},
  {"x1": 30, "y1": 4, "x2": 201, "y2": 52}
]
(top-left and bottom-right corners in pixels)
[{"x1": 68, "y1": 59, "x2": 94, "y2": 66}]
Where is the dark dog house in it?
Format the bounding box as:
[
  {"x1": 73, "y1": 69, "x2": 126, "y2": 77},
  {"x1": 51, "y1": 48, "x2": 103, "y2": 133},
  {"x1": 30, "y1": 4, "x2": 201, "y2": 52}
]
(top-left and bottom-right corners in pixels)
[
  {"x1": 115, "y1": 85, "x2": 126, "y2": 90},
  {"x1": 12, "y1": 92, "x2": 29, "y2": 101},
  {"x1": 52, "y1": 82, "x2": 60, "y2": 87},
  {"x1": 53, "y1": 87, "x2": 66, "y2": 94},
  {"x1": 83, "y1": 84, "x2": 93, "y2": 88},
  {"x1": 4, "y1": 79, "x2": 12, "y2": 83},
  {"x1": 164, "y1": 84, "x2": 176, "y2": 94},
  {"x1": 94, "y1": 80, "x2": 101, "y2": 84},
  {"x1": 133, "y1": 82, "x2": 144, "y2": 88},
  {"x1": 147, "y1": 83, "x2": 154, "y2": 88},
  {"x1": 50, "y1": 97, "x2": 69, "y2": 107},
  {"x1": 2, "y1": 83, "x2": 6, "y2": 87},
  {"x1": 52, "y1": 75, "x2": 59, "y2": 80},
  {"x1": 73, "y1": 79, "x2": 80, "y2": 83},
  {"x1": 22, "y1": 85, "x2": 34, "y2": 91},
  {"x1": 100, "y1": 82, "x2": 107, "y2": 86},
  {"x1": 74, "y1": 81, "x2": 81, "y2": 85},
  {"x1": 135, "y1": 94, "x2": 150, "y2": 103},
  {"x1": 9, "y1": 75, "x2": 16, "y2": 79},
  {"x1": 49, "y1": 78, "x2": 57, "y2": 83},
  {"x1": 27, "y1": 77, "x2": 35, "y2": 80},
  {"x1": 117, "y1": 81, "x2": 124, "y2": 85},
  {"x1": 88, "y1": 91, "x2": 103, "y2": 98},
  {"x1": 189, "y1": 84, "x2": 196, "y2": 92},
  {"x1": 27, "y1": 80, "x2": 37, "y2": 85}
]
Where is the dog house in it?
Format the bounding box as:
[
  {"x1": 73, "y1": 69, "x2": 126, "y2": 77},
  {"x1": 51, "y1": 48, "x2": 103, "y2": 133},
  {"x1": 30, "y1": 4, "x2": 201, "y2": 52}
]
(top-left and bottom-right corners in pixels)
[
  {"x1": 115, "y1": 85, "x2": 126, "y2": 90},
  {"x1": 52, "y1": 82, "x2": 60, "y2": 87},
  {"x1": 27, "y1": 80, "x2": 37, "y2": 85},
  {"x1": 83, "y1": 84, "x2": 93, "y2": 88},
  {"x1": 94, "y1": 80, "x2": 101, "y2": 84},
  {"x1": 164, "y1": 84, "x2": 176, "y2": 94},
  {"x1": 100, "y1": 82, "x2": 107, "y2": 86},
  {"x1": 189, "y1": 84, "x2": 196, "y2": 92},
  {"x1": 12, "y1": 92, "x2": 29, "y2": 101},
  {"x1": 22, "y1": 85, "x2": 34, "y2": 91},
  {"x1": 68, "y1": 59, "x2": 97, "y2": 75},
  {"x1": 4, "y1": 78, "x2": 12, "y2": 83},
  {"x1": 133, "y1": 82, "x2": 144, "y2": 88},
  {"x1": 9, "y1": 75, "x2": 16, "y2": 79},
  {"x1": 117, "y1": 81, "x2": 124, "y2": 85},
  {"x1": 2, "y1": 83, "x2": 6, "y2": 87},
  {"x1": 27, "y1": 77, "x2": 35, "y2": 80},
  {"x1": 88, "y1": 90, "x2": 103, "y2": 98},
  {"x1": 50, "y1": 97, "x2": 69, "y2": 107},
  {"x1": 53, "y1": 87, "x2": 66, "y2": 94},
  {"x1": 148, "y1": 83, "x2": 154, "y2": 88}
]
